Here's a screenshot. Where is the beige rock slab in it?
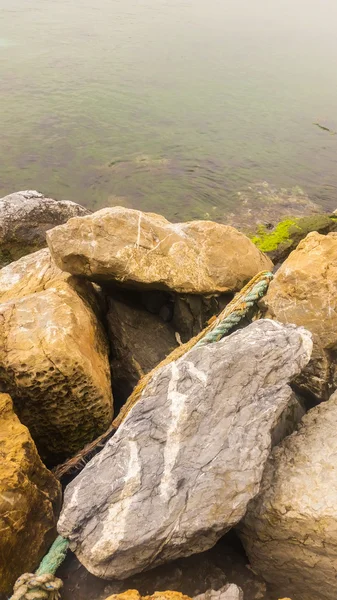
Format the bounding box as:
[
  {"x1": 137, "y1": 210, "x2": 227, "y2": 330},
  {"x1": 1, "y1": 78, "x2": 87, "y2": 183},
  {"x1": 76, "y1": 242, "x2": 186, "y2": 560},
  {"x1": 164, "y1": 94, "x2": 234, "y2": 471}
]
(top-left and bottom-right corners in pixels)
[{"x1": 47, "y1": 206, "x2": 273, "y2": 294}]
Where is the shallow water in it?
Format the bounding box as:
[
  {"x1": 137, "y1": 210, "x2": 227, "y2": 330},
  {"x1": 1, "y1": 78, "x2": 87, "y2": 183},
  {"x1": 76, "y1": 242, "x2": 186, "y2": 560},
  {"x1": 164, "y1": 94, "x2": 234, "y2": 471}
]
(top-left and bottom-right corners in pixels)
[{"x1": 1, "y1": 0, "x2": 337, "y2": 221}]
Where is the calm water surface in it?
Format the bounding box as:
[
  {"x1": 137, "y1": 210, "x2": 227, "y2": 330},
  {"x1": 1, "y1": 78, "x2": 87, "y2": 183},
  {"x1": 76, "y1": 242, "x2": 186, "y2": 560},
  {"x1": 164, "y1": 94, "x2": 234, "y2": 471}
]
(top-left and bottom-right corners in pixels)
[{"x1": 1, "y1": 0, "x2": 337, "y2": 221}]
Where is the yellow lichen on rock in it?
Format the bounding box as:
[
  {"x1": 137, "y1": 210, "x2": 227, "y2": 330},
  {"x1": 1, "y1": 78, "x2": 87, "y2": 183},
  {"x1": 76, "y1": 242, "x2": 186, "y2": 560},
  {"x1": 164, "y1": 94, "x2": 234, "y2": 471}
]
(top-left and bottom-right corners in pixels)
[
  {"x1": 0, "y1": 392, "x2": 61, "y2": 595},
  {"x1": 105, "y1": 592, "x2": 191, "y2": 600}
]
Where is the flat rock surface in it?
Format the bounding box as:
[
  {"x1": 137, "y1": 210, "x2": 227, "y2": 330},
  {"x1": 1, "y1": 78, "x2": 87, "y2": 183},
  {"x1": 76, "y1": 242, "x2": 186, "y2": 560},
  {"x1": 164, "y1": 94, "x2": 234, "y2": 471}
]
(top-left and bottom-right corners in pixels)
[
  {"x1": 261, "y1": 231, "x2": 337, "y2": 400},
  {"x1": 58, "y1": 320, "x2": 312, "y2": 580},
  {"x1": 0, "y1": 190, "x2": 89, "y2": 267},
  {"x1": 0, "y1": 282, "x2": 113, "y2": 465},
  {"x1": 0, "y1": 393, "x2": 61, "y2": 596},
  {"x1": 47, "y1": 206, "x2": 272, "y2": 294},
  {"x1": 239, "y1": 390, "x2": 337, "y2": 600}
]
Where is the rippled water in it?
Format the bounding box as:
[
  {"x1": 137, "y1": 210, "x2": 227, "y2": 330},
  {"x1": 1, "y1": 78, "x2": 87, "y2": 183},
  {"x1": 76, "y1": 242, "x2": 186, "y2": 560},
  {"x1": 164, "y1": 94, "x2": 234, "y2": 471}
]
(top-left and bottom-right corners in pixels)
[{"x1": 1, "y1": 0, "x2": 337, "y2": 221}]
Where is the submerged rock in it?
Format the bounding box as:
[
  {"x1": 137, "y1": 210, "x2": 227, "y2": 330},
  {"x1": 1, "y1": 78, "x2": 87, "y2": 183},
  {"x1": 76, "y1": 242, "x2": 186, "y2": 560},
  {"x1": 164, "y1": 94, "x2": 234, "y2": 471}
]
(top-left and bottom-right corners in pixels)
[
  {"x1": 0, "y1": 393, "x2": 61, "y2": 595},
  {"x1": 0, "y1": 190, "x2": 89, "y2": 267},
  {"x1": 0, "y1": 282, "x2": 113, "y2": 465},
  {"x1": 46, "y1": 206, "x2": 272, "y2": 294},
  {"x1": 58, "y1": 320, "x2": 312, "y2": 580},
  {"x1": 261, "y1": 231, "x2": 337, "y2": 401},
  {"x1": 239, "y1": 390, "x2": 337, "y2": 600}
]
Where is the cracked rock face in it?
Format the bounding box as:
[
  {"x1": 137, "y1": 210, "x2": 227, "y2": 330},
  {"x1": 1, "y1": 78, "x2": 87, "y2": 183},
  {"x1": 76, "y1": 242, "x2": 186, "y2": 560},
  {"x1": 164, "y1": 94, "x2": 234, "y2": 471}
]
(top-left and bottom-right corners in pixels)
[
  {"x1": 0, "y1": 283, "x2": 113, "y2": 465},
  {"x1": 58, "y1": 320, "x2": 312, "y2": 580},
  {"x1": 239, "y1": 390, "x2": 337, "y2": 600},
  {"x1": 0, "y1": 190, "x2": 90, "y2": 267},
  {"x1": 46, "y1": 206, "x2": 273, "y2": 294},
  {"x1": 0, "y1": 393, "x2": 61, "y2": 595},
  {"x1": 261, "y1": 231, "x2": 337, "y2": 401}
]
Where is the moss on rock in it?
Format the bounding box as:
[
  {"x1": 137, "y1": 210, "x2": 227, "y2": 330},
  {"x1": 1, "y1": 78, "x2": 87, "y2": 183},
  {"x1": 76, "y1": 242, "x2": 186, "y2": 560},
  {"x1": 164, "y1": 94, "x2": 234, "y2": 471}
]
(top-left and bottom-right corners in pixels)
[{"x1": 251, "y1": 214, "x2": 337, "y2": 263}]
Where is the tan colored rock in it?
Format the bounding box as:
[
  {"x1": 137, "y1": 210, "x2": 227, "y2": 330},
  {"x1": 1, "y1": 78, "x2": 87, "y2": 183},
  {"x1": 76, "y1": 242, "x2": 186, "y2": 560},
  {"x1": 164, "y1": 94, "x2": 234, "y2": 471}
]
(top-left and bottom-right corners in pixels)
[
  {"x1": 46, "y1": 207, "x2": 273, "y2": 294},
  {"x1": 261, "y1": 231, "x2": 337, "y2": 400},
  {"x1": 0, "y1": 247, "x2": 69, "y2": 303},
  {"x1": 0, "y1": 393, "x2": 61, "y2": 595},
  {"x1": 239, "y1": 391, "x2": 337, "y2": 600},
  {"x1": 105, "y1": 592, "x2": 190, "y2": 600},
  {"x1": 0, "y1": 190, "x2": 90, "y2": 267},
  {"x1": 0, "y1": 282, "x2": 113, "y2": 465}
]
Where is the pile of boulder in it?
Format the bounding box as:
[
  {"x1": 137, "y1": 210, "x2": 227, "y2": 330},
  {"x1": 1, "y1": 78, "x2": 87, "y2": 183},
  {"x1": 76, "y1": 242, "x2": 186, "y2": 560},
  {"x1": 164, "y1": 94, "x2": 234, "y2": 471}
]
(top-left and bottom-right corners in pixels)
[{"x1": 1, "y1": 189, "x2": 337, "y2": 600}]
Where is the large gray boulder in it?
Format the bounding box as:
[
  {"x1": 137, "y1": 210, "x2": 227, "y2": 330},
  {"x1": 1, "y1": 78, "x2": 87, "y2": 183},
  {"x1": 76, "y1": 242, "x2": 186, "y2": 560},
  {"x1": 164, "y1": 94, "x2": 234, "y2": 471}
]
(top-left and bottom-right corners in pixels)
[
  {"x1": 239, "y1": 390, "x2": 337, "y2": 600},
  {"x1": 58, "y1": 320, "x2": 312, "y2": 580},
  {"x1": 0, "y1": 190, "x2": 90, "y2": 267}
]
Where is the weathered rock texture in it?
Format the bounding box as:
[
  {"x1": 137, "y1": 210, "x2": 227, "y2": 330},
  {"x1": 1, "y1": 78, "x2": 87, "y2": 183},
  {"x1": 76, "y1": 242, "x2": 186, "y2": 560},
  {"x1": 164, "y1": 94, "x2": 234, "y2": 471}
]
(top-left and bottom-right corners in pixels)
[
  {"x1": 239, "y1": 390, "x2": 337, "y2": 600},
  {"x1": 46, "y1": 207, "x2": 273, "y2": 293},
  {"x1": 0, "y1": 283, "x2": 113, "y2": 464},
  {"x1": 107, "y1": 291, "x2": 178, "y2": 403},
  {"x1": 262, "y1": 231, "x2": 337, "y2": 401},
  {"x1": 105, "y1": 587, "x2": 243, "y2": 600},
  {"x1": 58, "y1": 320, "x2": 312, "y2": 580},
  {"x1": 0, "y1": 393, "x2": 61, "y2": 595},
  {"x1": 0, "y1": 248, "x2": 69, "y2": 303},
  {"x1": 0, "y1": 190, "x2": 89, "y2": 267}
]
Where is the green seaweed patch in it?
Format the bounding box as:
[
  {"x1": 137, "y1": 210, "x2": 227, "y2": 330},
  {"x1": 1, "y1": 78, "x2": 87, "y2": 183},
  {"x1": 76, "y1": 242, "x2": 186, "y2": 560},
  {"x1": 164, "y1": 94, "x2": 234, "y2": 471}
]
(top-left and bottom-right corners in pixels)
[
  {"x1": 251, "y1": 218, "x2": 300, "y2": 252},
  {"x1": 250, "y1": 214, "x2": 336, "y2": 259}
]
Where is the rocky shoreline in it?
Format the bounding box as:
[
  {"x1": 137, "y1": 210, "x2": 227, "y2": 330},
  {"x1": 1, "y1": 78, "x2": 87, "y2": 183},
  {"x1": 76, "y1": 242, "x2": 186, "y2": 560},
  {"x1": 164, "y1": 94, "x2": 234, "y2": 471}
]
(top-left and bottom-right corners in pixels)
[{"x1": 1, "y1": 190, "x2": 337, "y2": 600}]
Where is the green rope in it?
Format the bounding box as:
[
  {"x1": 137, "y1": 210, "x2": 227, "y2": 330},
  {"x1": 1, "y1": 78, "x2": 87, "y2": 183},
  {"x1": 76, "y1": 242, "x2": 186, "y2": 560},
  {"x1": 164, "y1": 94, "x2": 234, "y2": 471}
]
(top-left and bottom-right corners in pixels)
[
  {"x1": 10, "y1": 536, "x2": 69, "y2": 600},
  {"x1": 9, "y1": 270, "x2": 273, "y2": 599},
  {"x1": 196, "y1": 272, "x2": 273, "y2": 347}
]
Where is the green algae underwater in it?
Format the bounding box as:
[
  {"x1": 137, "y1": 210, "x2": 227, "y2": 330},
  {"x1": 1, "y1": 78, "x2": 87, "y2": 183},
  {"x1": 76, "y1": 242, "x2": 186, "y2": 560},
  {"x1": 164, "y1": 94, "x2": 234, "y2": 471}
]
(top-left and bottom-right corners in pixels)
[{"x1": 1, "y1": 0, "x2": 337, "y2": 223}]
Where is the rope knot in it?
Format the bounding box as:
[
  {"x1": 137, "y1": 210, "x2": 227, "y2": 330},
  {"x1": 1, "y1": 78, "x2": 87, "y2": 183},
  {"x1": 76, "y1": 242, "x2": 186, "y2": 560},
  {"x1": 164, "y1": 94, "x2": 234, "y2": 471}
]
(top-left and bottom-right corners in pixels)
[{"x1": 11, "y1": 572, "x2": 63, "y2": 600}]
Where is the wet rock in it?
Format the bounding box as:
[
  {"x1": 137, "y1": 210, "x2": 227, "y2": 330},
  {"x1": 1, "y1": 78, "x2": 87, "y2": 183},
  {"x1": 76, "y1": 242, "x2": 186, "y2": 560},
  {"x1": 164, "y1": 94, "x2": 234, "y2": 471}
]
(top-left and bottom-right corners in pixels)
[
  {"x1": 107, "y1": 290, "x2": 178, "y2": 403},
  {"x1": 239, "y1": 390, "x2": 337, "y2": 600},
  {"x1": 0, "y1": 282, "x2": 113, "y2": 465},
  {"x1": 46, "y1": 206, "x2": 272, "y2": 294},
  {"x1": 0, "y1": 393, "x2": 61, "y2": 595},
  {"x1": 58, "y1": 320, "x2": 312, "y2": 580},
  {"x1": 0, "y1": 190, "x2": 89, "y2": 267},
  {"x1": 261, "y1": 231, "x2": 337, "y2": 401}
]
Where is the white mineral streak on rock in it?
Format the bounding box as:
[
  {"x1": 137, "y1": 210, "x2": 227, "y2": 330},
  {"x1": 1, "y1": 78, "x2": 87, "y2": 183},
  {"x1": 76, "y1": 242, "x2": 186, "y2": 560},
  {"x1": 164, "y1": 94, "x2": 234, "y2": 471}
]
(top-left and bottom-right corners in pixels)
[
  {"x1": 160, "y1": 361, "x2": 207, "y2": 501},
  {"x1": 92, "y1": 440, "x2": 141, "y2": 557},
  {"x1": 46, "y1": 206, "x2": 273, "y2": 294},
  {"x1": 58, "y1": 320, "x2": 312, "y2": 580},
  {"x1": 194, "y1": 584, "x2": 243, "y2": 600}
]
